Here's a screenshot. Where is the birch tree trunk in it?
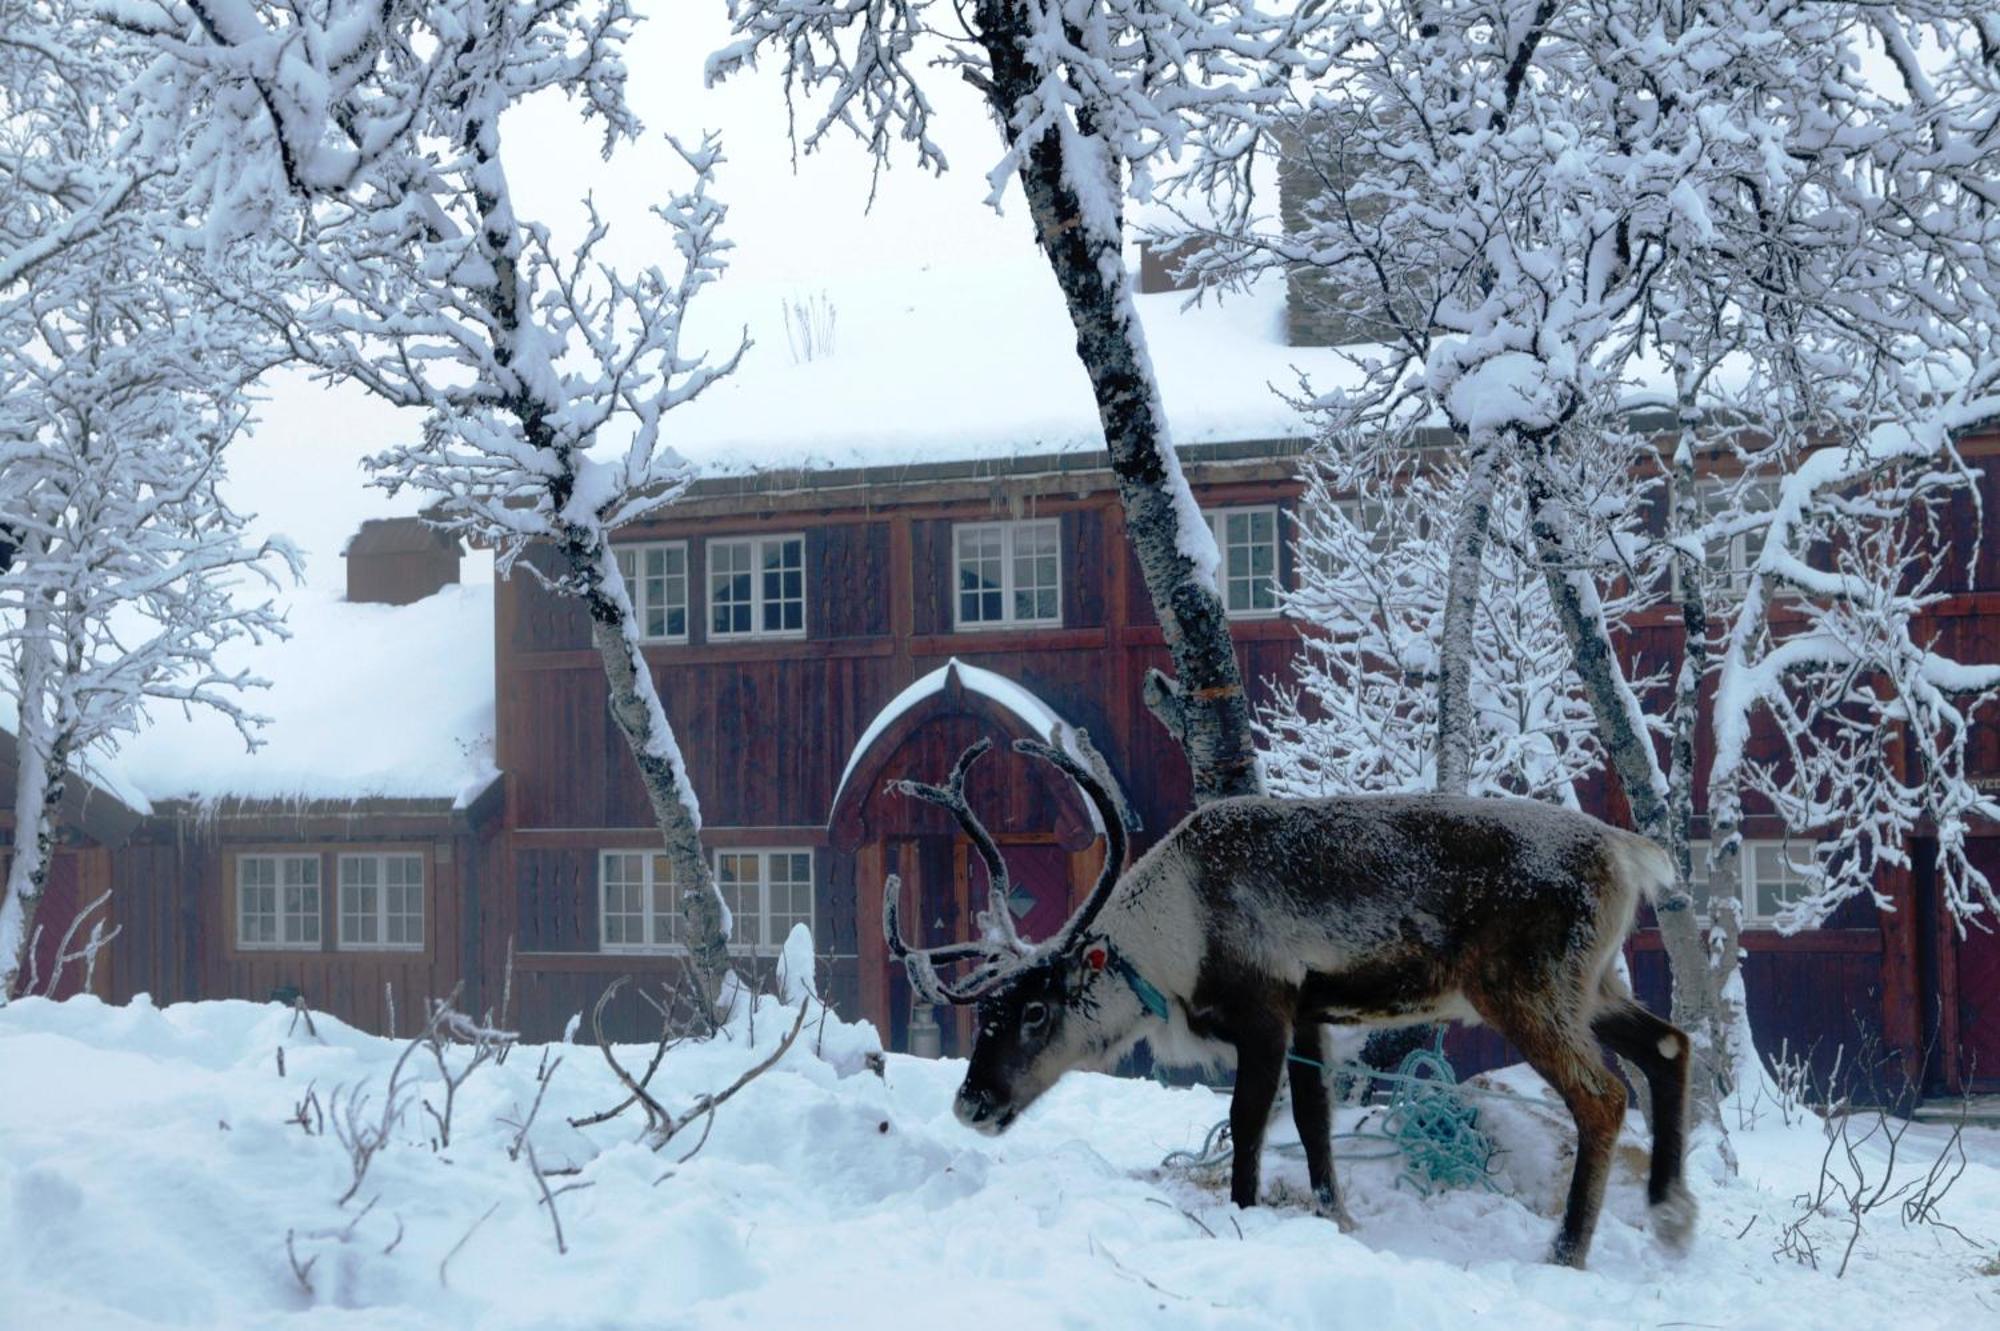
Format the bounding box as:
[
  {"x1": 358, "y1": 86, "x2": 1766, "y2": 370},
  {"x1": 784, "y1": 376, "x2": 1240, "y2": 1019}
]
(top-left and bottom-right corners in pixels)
[
  {"x1": 1666, "y1": 364, "x2": 1746, "y2": 1108},
  {"x1": 454, "y1": 93, "x2": 733, "y2": 989},
  {"x1": 568, "y1": 528, "x2": 730, "y2": 987},
  {"x1": 1435, "y1": 432, "x2": 1502, "y2": 795},
  {"x1": 1520, "y1": 443, "x2": 1725, "y2": 1133},
  {"x1": 972, "y1": 12, "x2": 1260, "y2": 803},
  {"x1": 1, "y1": 570, "x2": 69, "y2": 1002}
]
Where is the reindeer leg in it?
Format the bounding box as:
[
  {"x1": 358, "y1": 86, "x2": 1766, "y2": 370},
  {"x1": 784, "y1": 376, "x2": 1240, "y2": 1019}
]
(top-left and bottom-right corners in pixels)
[
  {"x1": 1593, "y1": 997, "x2": 1695, "y2": 1254},
  {"x1": 1288, "y1": 1022, "x2": 1354, "y2": 1232},
  {"x1": 1489, "y1": 1005, "x2": 1625, "y2": 1269},
  {"x1": 1227, "y1": 1014, "x2": 1290, "y2": 1211}
]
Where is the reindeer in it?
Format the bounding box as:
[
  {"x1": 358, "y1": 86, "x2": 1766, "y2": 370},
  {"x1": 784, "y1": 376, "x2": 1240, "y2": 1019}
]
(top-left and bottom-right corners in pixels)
[{"x1": 882, "y1": 734, "x2": 1696, "y2": 1269}]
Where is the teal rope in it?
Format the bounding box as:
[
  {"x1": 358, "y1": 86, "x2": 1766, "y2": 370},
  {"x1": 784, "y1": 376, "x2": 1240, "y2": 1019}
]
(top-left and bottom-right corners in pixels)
[
  {"x1": 1377, "y1": 1037, "x2": 1499, "y2": 1195},
  {"x1": 1161, "y1": 1035, "x2": 1500, "y2": 1196}
]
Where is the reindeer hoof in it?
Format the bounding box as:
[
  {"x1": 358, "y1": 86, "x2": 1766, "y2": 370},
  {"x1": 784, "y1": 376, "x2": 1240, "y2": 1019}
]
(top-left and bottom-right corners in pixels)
[
  {"x1": 1312, "y1": 1187, "x2": 1357, "y2": 1234},
  {"x1": 1546, "y1": 1236, "x2": 1589, "y2": 1269},
  {"x1": 1650, "y1": 1183, "x2": 1697, "y2": 1256}
]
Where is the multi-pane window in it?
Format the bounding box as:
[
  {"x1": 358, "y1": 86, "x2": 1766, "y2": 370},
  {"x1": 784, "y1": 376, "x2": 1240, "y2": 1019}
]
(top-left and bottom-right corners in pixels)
[
  {"x1": 708, "y1": 535, "x2": 806, "y2": 638},
  {"x1": 1747, "y1": 842, "x2": 1815, "y2": 922},
  {"x1": 614, "y1": 542, "x2": 690, "y2": 642},
  {"x1": 237, "y1": 854, "x2": 321, "y2": 950},
  {"x1": 605, "y1": 849, "x2": 812, "y2": 955},
  {"x1": 954, "y1": 520, "x2": 1061, "y2": 628},
  {"x1": 337, "y1": 854, "x2": 425, "y2": 950},
  {"x1": 1205, "y1": 507, "x2": 1281, "y2": 617},
  {"x1": 1670, "y1": 478, "x2": 1780, "y2": 596},
  {"x1": 716, "y1": 849, "x2": 816, "y2": 955},
  {"x1": 599, "y1": 851, "x2": 684, "y2": 952},
  {"x1": 1682, "y1": 839, "x2": 1815, "y2": 926}
]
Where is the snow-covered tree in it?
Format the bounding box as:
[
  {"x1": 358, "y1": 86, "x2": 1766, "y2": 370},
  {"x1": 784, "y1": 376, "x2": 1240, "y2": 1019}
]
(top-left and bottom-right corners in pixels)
[
  {"x1": 129, "y1": 1, "x2": 746, "y2": 988},
  {"x1": 710, "y1": 0, "x2": 1342, "y2": 801},
  {"x1": 1258, "y1": 435, "x2": 1628, "y2": 806},
  {"x1": 1226, "y1": 0, "x2": 2000, "y2": 1120},
  {"x1": 0, "y1": 237, "x2": 294, "y2": 1000}
]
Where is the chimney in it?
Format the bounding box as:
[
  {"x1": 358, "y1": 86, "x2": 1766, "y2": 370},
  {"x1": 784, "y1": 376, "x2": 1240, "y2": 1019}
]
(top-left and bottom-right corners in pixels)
[{"x1": 342, "y1": 517, "x2": 462, "y2": 606}]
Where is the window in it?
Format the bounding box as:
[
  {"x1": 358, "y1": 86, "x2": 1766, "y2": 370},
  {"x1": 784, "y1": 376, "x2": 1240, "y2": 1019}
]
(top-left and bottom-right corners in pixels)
[
  {"x1": 1683, "y1": 839, "x2": 1816, "y2": 926},
  {"x1": 599, "y1": 852, "x2": 684, "y2": 952},
  {"x1": 1746, "y1": 842, "x2": 1815, "y2": 921},
  {"x1": 1205, "y1": 507, "x2": 1281, "y2": 617},
  {"x1": 237, "y1": 854, "x2": 321, "y2": 950},
  {"x1": 1670, "y1": 478, "x2": 1781, "y2": 597},
  {"x1": 716, "y1": 849, "x2": 816, "y2": 955},
  {"x1": 598, "y1": 848, "x2": 813, "y2": 955},
  {"x1": 954, "y1": 520, "x2": 1061, "y2": 628},
  {"x1": 615, "y1": 542, "x2": 689, "y2": 642},
  {"x1": 708, "y1": 535, "x2": 805, "y2": 638},
  {"x1": 337, "y1": 854, "x2": 425, "y2": 950}
]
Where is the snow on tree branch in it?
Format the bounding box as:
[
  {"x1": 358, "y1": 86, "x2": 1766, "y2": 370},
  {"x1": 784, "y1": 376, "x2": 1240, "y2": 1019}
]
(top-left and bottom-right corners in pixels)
[{"x1": 133, "y1": 0, "x2": 749, "y2": 988}]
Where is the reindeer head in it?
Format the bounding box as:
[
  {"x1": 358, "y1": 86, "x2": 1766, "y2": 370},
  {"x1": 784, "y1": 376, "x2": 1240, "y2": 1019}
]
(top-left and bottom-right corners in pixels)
[{"x1": 880, "y1": 732, "x2": 1139, "y2": 1135}]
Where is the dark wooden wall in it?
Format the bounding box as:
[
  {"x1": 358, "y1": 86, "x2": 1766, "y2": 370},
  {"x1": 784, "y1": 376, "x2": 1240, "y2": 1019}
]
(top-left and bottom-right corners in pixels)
[{"x1": 102, "y1": 811, "x2": 490, "y2": 1036}]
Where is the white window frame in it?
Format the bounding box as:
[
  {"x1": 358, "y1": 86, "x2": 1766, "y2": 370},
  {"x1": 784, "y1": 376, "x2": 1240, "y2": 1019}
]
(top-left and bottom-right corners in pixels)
[
  {"x1": 714, "y1": 848, "x2": 817, "y2": 957},
  {"x1": 1204, "y1": 506, "x2": 1282, "y2": 619},
  {"x1": 707, "y1": 533, "x2": 807, "y2": 640},
  {"x1": 236, "y1": 853, "x2": 322, "y2": 951},
  {"x1": 1669, "y1": 478, "x2": 1786, "y2": 599},
  {"x1": 336, "y1": 853, "x2": 427, "y2": 952},
  {"x1": 952, "y1": 519, "x2": 1063, "y2": 630},
  {"x1": 599, "y1": 847, "x2": 813, "y2": 957},
  {"x1": 614, "y1": 541, "x2": 691, "y2": 644},
  {"x1": 1684, "y1": 838, "x2": 1817, "y2": 927},
  {"x1": 598, "y1": 850, "x2": 687, "y2": 954}
]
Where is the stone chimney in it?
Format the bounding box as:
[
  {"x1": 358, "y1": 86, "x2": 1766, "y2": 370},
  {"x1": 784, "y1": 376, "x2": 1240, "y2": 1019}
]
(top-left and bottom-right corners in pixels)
[{"x1": 342, "y1": 517, "x2": 462, "y2": 605}]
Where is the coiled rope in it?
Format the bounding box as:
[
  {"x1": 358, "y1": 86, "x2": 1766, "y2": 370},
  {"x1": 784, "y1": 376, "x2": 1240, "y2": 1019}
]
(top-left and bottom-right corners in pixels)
[{"x1": 1160, "y1": 1034, "x2": 1501, "y2": 1196}]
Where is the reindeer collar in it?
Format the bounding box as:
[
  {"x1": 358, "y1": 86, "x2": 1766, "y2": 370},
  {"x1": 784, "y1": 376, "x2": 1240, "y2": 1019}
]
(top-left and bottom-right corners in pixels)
[{"x1": 1082, "y1": 941, "x2": 1170, "y2": 1020}]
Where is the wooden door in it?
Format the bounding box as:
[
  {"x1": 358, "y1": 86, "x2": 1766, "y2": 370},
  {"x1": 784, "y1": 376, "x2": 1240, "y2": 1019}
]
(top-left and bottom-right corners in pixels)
[{"x1": 1954, "y1": 841, "x2": 2000, "y2": 1089}]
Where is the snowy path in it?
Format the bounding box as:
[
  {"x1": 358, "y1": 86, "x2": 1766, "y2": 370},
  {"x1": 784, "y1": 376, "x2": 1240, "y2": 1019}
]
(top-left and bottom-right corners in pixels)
[{"x1": 1, "y1": 996, "x2": 1995, "y2": 1329}]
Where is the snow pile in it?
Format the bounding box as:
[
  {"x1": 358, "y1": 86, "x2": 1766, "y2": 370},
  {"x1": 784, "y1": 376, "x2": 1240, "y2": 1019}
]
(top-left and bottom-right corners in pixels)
[{"x1": 4, "y1": 994, "x2": 1996, "y2": 1329}]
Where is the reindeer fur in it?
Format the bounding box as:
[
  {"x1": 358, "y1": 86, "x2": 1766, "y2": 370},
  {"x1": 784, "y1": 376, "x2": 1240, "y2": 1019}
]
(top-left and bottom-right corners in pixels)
[{"x1": 942, "y1": 792, "x2": 1696, "y2": 1270}]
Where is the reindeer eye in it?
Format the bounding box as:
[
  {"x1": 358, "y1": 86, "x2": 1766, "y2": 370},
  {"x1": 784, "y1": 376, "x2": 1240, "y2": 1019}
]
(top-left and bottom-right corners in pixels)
[{"x1": 1022, "y1": 1001, "x2": 1049, "y2": 1030}]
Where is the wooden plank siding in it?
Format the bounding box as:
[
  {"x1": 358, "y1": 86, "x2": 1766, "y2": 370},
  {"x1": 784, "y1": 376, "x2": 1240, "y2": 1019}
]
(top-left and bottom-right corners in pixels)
[
  {"x1": 480, "y1": 457, "x2": 2000, "y2": 1085},
  {"x1": 18, "y1": 432, "x2": 1993, "y2": 1092}
]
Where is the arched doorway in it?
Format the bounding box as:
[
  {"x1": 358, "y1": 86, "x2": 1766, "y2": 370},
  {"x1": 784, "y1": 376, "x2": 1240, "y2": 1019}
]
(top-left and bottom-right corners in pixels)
[{"x1": 829, "y1": 660, "x2": 1112, "y2": 1054}]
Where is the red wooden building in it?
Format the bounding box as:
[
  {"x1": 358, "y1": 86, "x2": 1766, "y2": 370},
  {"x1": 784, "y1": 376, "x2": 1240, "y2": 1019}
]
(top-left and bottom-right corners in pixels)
[{"x1": 7, "y1": 277, "x2": 1998, "y2": 1101}]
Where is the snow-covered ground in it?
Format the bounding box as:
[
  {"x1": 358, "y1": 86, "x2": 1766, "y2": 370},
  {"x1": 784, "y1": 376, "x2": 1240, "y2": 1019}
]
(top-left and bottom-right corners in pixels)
[{"x1": 2, "y1": 991, "x2": 1995, "y2": 1330}]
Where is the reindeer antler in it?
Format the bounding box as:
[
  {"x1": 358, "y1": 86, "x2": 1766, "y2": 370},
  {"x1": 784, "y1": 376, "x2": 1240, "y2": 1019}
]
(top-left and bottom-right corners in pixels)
[
  {"x1": 882, "y1": 874, "x2": 1026, "y2": 1005},
  {"x1": 1012, "y1": 726, "x2": 1131, "y2": 950},
  {"x1": 889, "y1": 737, "x2": 1028, "y2": 955},
  {"x1": 876, "y1": 730, "x2": 1136, "y2": 1006}
]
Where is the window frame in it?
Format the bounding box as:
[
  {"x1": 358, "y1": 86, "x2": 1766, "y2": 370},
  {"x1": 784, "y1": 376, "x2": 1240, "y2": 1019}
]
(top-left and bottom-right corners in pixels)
[
  {"x1": 335, "y1": 852, "x2": 427, "y2": 953},
  {"x1": 1684, "y1": 838, "x2": 1817, "y2": 927},
  {"x1": 1667, "y1": 478, "x2": 1787, "y2": 599},
  {"x1": 705, "y1": 533, "x2": 808, "y2": 640},
  {"x1": 1204, "y1": 505, "x2": 1283, "y2": 620},
  {"x1": 235, "y1": 853, "x2": 324, "y2": 952},
  {"x1": 598, "y1": 847, "x2": 814, "y2": 958},
  {"x1": 951, "y1": 518, "x2": 1064, "y2": 631},
  {"x1": 614, "y1": 540, "x2": 692, "y2": 644}
]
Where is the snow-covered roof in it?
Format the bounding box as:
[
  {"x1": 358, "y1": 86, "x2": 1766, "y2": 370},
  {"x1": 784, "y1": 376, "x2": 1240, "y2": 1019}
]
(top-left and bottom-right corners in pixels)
[
  {"x1": 831, "y1": 658, "x2": 1099, "y2": 828},
  {"x1": 112, "y1": 583, "x2": 496, "y2": 809},
  {"x1": 492, "y1": 10, "x2": 1355, "y2": 481},
  {"x1": 19, "y1": 372, "x2": 501, "y2": 811}
]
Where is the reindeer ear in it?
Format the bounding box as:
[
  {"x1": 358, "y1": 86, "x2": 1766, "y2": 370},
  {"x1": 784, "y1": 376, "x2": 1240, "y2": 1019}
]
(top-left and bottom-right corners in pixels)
[{"x1": 1084, "y1": 945, "x2": 1108, "y2": 972}]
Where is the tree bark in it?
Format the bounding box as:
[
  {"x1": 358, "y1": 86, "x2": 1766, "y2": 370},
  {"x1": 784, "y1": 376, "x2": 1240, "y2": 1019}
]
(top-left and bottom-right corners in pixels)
[
  {"x1": 0, "y1": 574, "x2": 69, "y2": 1002},
  {"x1": 973, "y1": 8, "x2": 1260, "y2": 802},
  {"x1": 457, "y1": 94, "x2": 732, "y2": 992},
  {"x1": 1434, "y1": 431, "x2": 1501, "y2": 795},
  {"x1": 1519, "y1": 442, "x2": 1724, "y2": 1132},
  {"x1": 568, "y1": 529, "x2": 730, "y2": 989}
]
